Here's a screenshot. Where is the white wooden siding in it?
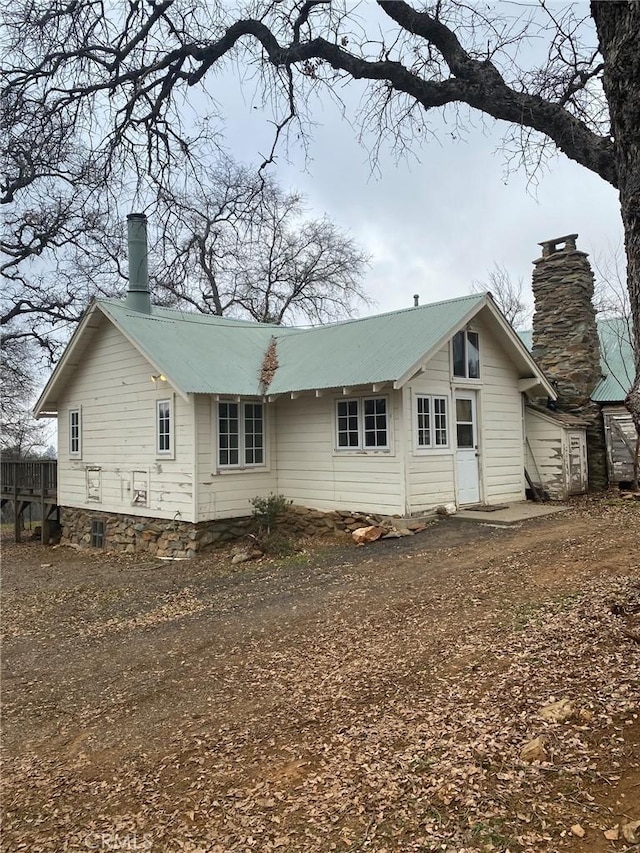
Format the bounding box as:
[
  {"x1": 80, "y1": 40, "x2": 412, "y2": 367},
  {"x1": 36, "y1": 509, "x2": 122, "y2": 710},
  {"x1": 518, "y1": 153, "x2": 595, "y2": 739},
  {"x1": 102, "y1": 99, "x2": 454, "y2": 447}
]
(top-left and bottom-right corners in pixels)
[
  {"x1": 275, "y1": 393, "x2": 405, "y2": 515},
  {"x1": 404, "y1": 312, "x2": 526, "y2": 512},
  {"x1": 195, "y1": 396, "x2": 278, "y2": 520},
  {"x1": 405, "y1": 347, "x2": 456, "y2": 513},
  {"x1": 57, "y1": 319, "x2": 196, "y2": 521},
  {"x1": 524, "y1": 409, "x2": 567, "y2": 499},
  {"x1": 474, "y1": 314, "x2": 526, "y2": 504},
  {"x1": 56, "y1": 306, "x2": 534, "y2": 523}
]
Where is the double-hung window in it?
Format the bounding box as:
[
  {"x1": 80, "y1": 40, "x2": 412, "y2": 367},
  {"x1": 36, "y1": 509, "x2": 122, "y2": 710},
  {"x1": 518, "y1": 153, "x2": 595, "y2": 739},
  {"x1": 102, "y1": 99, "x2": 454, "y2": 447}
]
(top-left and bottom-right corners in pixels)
[
  {"x1": 453, "y1": 330, "x2": 480, "y2": 379},
  {"x1": 218, "y1": 401, "x2": 265, "y2": 468},
  {"x1": 156, "y1": 399, "x2": 173, "y2": 456},
  {"x1": 336, "y1": 397, "x2": 388, "y2": 450},
  {"x1": 69, "y1": 408, "x2": 82, "y2": 457},
  {"x1": 415, "y1": 395, "x2": 449, "y2": 449}
]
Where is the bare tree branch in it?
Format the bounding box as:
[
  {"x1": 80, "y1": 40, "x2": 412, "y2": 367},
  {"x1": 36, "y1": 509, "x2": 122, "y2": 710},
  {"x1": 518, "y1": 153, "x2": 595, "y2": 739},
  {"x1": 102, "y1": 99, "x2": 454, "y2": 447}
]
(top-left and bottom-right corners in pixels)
[{"x1": 471, "y1": 263, "x2": 531, "y2": 330}]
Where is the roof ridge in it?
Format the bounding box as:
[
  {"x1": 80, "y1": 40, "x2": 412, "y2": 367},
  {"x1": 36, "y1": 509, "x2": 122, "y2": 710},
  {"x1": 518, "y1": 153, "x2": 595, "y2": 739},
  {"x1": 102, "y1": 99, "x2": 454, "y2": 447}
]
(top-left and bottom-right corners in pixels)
[
  {"x1": 100, "y1": 293, "x2": 487, "y2": 335},
  {"x1": 99, "y1": 298, "x2": 288, "y2": 330},
  {"x1": 274, "y1": 293, "x2": 487, "y2": 336}
]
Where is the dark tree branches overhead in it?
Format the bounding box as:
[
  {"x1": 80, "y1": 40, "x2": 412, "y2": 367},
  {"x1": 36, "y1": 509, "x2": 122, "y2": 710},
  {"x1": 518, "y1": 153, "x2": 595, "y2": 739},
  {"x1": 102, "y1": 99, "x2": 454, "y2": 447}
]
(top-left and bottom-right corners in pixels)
[{"x1": 3, "y1": 0, "x2": 640, "y2": 429}]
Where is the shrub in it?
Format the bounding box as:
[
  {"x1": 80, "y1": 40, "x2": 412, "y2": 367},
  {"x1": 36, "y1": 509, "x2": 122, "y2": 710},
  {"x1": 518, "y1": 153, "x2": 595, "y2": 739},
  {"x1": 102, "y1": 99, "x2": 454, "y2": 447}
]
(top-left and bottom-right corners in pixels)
[{"x1": 249, "y1": 493, "x2": 291, "y2": 534}]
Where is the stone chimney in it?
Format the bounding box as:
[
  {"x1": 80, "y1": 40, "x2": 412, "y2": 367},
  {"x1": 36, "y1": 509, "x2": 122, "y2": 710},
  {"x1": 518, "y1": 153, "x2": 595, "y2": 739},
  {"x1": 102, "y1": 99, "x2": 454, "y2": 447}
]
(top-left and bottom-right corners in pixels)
[
  {"x1": 531, "y1": 234, "x2": 607, "y2": 487},
  {"x1": 125, "y1": 213, "x2": 151, "y2": 314}
]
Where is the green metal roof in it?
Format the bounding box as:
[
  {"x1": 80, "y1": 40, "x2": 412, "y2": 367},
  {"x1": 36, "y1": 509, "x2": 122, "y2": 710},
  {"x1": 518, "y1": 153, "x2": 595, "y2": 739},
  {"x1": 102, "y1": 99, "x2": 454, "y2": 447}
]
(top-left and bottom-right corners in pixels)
[
  {"x1": 99, "y1": 294, "x2": 488, "y2": 396},
  {"x1": 592, "y1": 317, "x2": 635, "y2": 402},
  {"x1": 518, "y1": 318, "x2": 634, "y2": 403},
  {"x1": 268, "y1": 295, "x2": 486, "y2": 393},
  {"x1": 100, "y1": 300, "x2": 298, "y2": 396},
  {"x1": 36, "y1": 292, "x2": 553, "y2": 417}
]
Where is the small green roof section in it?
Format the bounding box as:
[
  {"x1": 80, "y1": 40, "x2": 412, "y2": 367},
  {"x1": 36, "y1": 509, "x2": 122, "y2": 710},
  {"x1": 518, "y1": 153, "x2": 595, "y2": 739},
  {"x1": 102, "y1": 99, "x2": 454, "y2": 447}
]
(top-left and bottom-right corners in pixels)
[
  {"x1": 519, "y1": 318, "x2": 634, "y2": 403},
  {"x1": 593, "y1": 317, "x2": 635, "y2": 402}
]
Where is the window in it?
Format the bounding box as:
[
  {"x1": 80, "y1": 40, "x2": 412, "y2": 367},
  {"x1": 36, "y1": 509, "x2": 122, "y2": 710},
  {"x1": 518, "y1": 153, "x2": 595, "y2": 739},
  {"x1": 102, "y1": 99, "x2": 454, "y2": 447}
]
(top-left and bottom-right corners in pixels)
[
  {"x1": 337, "y1": 399, "x2": 359, "y2": 448},
  {"x1": 336, "y1": 397, "x2": 389, "y2": 450},
  {"x1": 416, "y1": 395, "x2": 449, "y2": 449},
  {"x1": 453, "y1": 330, "x2": 480, "y2": 379},
  {"x1": 218, "y1": 401, "x2": 265, "y2": 467},
  {"x1": 90, "y1": 519, "x2": 105, "y2": 548},
  {"x1": 156, "y1": 399, "x2": 172, "y2": 455},
  {"x1": 69, "y1": 408, "x2": 81, "y2": 456},
  {"x1": 243, "y1": 402, "x2": 264, "y2": 465}
]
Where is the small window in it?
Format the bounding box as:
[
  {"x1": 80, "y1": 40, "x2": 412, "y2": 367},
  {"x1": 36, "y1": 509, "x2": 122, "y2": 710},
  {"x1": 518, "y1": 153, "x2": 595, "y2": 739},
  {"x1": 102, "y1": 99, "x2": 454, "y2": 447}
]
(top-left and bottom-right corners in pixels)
[
  {"x1": 156, "y1": 399, "x2": 173, "y2": 455},
  {"x1": 69, "y1": 408, "x2": 81, "y2": 457},
  {"x1": 364, "y1": 398, "x2": 387, "y2": 447},
  {"x1": 218, "y1": 401, "x2": 265, "y2": 468},
  {"x1": 337, "y1": 400, "x2": 359, "y2": 448},
  {"x1": 452, "y1": 330, "x2": 480, "y2": 379},
  {"x1": 416, "y1": 395, "x2": 449, "y2": 449},
  {"x1": 90, "y1": 519, "x2": 105, "y2": 548},
  {"x1": 335, "y1": 397, "x2": 389, "y2": 450}
]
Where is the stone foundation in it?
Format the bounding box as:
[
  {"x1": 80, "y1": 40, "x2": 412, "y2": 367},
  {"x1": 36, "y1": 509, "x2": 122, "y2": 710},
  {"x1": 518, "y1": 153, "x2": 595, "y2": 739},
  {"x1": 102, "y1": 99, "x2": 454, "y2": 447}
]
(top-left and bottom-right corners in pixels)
[{"x1": 60, "y1": 505, "x2": 391, "y2": 557}]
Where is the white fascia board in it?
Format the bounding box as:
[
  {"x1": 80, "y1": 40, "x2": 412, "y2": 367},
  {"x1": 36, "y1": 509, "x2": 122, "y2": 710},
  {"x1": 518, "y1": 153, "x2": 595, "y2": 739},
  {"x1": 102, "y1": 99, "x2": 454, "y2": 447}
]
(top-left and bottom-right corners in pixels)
[
  {"x1": 483, "y1": 298, "x2": 557, "y2": 399},
  {"x1": 33, "y1": 301, "x2": 190, "y2": 417},
  {"x1": 98, "y1": 302, "x2": 189, "y2": 402},
  {"x1": 393, "y1": 296, "x2": 490, "y2": 390},
  {"x1": 33, "y1": 300, "x2": 103, "y2": 418}
]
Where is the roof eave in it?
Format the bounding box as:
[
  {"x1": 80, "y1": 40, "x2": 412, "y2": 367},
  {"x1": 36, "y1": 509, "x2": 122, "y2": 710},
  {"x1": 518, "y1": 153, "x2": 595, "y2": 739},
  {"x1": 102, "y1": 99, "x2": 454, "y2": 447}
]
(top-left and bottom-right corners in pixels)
[
  {"x1": 98, "y1": 301, "x2": 190, "y2": 402},
  {"x1": 33, "y1": 300, "x2": 192, "y2": 417},
  {"x1": 33, "y1": 299, "x2": 102, "y2": 417},
  {"x1": 392, "y1": 296, "x2": 489, "y2": 390},
  {"x1": 483, "y1": 298, "x2": 557, "y2": 400}
]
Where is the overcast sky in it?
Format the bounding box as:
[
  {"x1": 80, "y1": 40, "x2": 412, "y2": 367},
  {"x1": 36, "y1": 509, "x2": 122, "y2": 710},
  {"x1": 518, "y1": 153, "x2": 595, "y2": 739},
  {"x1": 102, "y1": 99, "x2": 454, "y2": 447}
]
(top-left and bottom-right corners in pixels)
[{"x1": 209, "y1": 42, "x2": 623, "y2": 323}]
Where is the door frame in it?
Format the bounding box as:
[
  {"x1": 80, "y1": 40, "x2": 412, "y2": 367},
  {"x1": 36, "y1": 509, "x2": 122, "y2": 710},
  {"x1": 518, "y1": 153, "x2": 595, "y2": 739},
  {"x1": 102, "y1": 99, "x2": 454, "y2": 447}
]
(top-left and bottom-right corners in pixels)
[{"x1": 454, "y1": 389, "x2": 481, "y2": 506}]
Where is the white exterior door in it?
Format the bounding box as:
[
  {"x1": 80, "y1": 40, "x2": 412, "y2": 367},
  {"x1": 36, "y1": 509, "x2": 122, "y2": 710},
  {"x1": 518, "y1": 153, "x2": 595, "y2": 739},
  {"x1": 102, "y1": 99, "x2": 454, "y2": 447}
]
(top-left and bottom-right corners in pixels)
[{"x1": 455, "y1": 392, "x2": 480, "y2": 505}]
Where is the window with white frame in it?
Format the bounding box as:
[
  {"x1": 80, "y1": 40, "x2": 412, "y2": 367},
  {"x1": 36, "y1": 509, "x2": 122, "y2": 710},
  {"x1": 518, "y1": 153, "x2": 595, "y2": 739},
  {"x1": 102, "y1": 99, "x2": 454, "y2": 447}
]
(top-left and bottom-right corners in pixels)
[
  {"x1": 156, "y1": 399, "x2": 173, "y2": 455},
  {"x1": 415, "y1": 395, "x2": 449, "y2": 449},
  {"x1": 69, "y1": 408, "x2": 81, "y2": 457},
  {"x1": 336, "y1": 397, "x2": 388, "y2": 450},
  {"x1": 452, "y1": 330, "x2": 480, "y2": 379},
  {"x1": 218, "y1": 401, "x2": 265, "y2": 467}
]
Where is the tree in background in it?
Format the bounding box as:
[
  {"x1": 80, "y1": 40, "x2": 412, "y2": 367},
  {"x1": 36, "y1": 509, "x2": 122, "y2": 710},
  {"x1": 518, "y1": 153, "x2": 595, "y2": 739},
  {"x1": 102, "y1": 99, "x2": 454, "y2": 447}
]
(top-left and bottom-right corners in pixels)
[
  {"x1": 593, "y1": 244, "x2": 636, "y2": 402},
  {"x1": 1, "y1": 337, "x2": 50, "y2": 457},
  {"x1": 154, "y1": 160, "x2": 370, "y2": 324},
  {"x1": 3, "y1": 0, "x2": 640, "y2": 430},
  {"x1": 471, "y1": 263, "x2": 531, "y2": 330},
  {"x1": 2, "y1": 149, "x2": 369, "y2": 441}
]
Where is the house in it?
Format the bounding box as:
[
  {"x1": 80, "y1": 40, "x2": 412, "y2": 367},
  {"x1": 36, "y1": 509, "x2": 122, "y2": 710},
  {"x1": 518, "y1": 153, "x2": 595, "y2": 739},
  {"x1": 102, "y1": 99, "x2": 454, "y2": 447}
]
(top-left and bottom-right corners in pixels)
[
  {"x1": 519, "y1": 234, "x2": 636, "y2": 496},
  {"x1": 34, "y1": 214, "x2": 555, "y2": 555}
]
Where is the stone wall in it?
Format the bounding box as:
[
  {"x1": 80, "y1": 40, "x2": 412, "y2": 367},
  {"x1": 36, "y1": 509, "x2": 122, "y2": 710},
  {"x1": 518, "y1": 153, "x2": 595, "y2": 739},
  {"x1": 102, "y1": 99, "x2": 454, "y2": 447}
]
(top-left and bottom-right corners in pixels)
[
  {"x1": 531, "y1": 235, "x2": 608, "y2": 488},
  {"x1": 60, "y1": 505, "x2": 392, "y2": 556}
]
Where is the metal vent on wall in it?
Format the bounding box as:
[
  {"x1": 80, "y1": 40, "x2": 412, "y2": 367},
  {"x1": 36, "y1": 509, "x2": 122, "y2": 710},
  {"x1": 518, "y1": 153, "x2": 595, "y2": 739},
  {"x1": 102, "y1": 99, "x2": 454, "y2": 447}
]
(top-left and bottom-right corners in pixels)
[{"x1": 91, "y1": 519, "x2": 105, "y2": 548}]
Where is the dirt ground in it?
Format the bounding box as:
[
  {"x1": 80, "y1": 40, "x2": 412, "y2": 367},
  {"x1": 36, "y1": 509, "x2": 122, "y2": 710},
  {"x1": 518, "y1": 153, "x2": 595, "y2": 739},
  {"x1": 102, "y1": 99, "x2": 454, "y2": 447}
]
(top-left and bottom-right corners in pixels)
[{"x1": 2, "y1": 497, "x2": 639, "y2": 853}]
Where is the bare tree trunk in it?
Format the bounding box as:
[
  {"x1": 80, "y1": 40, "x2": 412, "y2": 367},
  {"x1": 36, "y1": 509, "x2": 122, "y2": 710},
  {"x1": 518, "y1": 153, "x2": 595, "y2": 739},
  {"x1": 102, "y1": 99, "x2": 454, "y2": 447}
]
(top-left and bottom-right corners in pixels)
[{"x1": 592, "y1": 1, "x2": 640, "y2": 438}]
